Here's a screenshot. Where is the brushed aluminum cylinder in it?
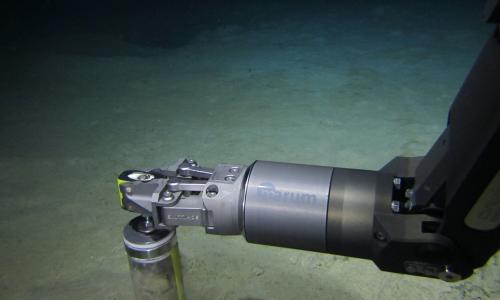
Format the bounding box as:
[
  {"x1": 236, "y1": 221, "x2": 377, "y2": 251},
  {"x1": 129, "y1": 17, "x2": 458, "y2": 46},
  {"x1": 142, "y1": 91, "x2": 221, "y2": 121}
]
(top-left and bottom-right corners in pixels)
[{"x1": 243, "y1": 160, "x2": 334, "y2": 252}]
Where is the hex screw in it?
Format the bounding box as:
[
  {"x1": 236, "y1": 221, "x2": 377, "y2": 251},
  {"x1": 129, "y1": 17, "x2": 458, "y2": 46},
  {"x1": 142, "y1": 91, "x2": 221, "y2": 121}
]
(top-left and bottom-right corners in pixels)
[
  {"x1": 404, "y1": 189, "x2": 415, "y2": 211},
  {"x1": 405, "y1": 188, "x2": 414, "y2": 199},
  {"x1": 224, "y1": 175, "x2": 236, "y2": 182},
  {"x1": 393, "y1": 177, "x2": 402, "y2": 190},
  {"x1": 404, "y1": 200, "x2": 414, "y2": 211},
  {"x1": 229, "y1": 167, "x2": 240, "y2": 174},
  {"x1": 391, "y1": 200, "x2": 400, "y2": 213},
  {"x1": 163, "y1": 191, "x2": 174, "y2": 201}
]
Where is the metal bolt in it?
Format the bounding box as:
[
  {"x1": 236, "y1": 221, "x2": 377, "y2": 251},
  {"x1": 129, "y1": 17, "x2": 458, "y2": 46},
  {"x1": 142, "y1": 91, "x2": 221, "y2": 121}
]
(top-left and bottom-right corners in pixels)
[
  {"x1": 404, "y1": 189, "x2": 416, "y2": 211},
  {"x1": 404, "y1": 200, "x2": 415, "y2": 211},
  {"x1": 391, "y1": 201, "x2": 400, "y2": 213},
  {"x1": 125, "y1": 186, "x2": 132, "y2": 194},
  {"x1": 405, "y1": 188, "x2": 414, "y2": 199},
  {"x1": 187, "y1": 159, "x2": 198, "y2": 167},
  {"x1": 137, "y1": 216, "x2": 155, "y2": 234},
  {"x1": 143, "y1": 216, "x2": 154, "y2": 231},
  {"x1": 374, "y1": 231, "x2": 386, "y2": 241},
  {"x1": 229, "y1": 167, "x2": 240, "y2": 174},
  {"x1": 438, "y1": 265, "x2": 462, "y2": 282},
  {"x1": 137, "y1": 173, "x2": 154, "y2": 182},
  {"x1": 393, "y1": 177, "x2": 402, "y2": 190},
  {"x1": 224, "y1": 175, "x2": 236, "y2": 182},
  {"x1": 162, "y1": 191, "x2": 174, "y2": 201}
]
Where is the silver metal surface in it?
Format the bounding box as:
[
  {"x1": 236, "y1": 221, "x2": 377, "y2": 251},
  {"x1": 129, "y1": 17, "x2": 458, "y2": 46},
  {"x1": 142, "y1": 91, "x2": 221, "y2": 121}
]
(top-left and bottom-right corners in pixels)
[
  {"x1": 158, "y1": 196, "x2": 207, "y2": 226},
  {"x1": 127, "y1": 171, "x2": 155, "y2": 182},
  {"x1": 178, "y1": 161, "x2": 213, "y2": 178},
  {"x1": 122, "y1": 178, "x2": 168, "y2": 213},
  {"x1": 167, "y1": 178, "x2": 207, "y2": 192},
  {"x1": 244, "y1": 161, "x2": 334, "y2": 252},
  {"x1": 202, "y1": 164, "x2": 248, "y2": 235},
  {"x1": 152, "y1": 163, "x2": 247, "y2": 234},
  {"x1": 123, "y1": 160, "x2": 246, "y2": 235}
]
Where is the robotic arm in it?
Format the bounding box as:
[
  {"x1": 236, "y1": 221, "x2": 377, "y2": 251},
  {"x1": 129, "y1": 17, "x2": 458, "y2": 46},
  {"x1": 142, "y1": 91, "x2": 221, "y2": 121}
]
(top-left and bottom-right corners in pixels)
[{"x1": 117, "y1": 2, "x2": 500, "y2": 283}]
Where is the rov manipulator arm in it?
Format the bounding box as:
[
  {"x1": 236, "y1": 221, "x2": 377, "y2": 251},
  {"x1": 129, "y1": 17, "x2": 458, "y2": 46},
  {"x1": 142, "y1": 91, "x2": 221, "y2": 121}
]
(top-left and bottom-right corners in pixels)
[{"x1": 117, "y1": 14, "x2": 500, "y2": 282}]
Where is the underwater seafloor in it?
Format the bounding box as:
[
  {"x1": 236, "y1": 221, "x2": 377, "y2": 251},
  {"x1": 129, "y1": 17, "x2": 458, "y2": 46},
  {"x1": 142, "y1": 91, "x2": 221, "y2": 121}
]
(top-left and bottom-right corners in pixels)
[{"x1": 1, "y1": 1, "x2": 498, "y2": 299}]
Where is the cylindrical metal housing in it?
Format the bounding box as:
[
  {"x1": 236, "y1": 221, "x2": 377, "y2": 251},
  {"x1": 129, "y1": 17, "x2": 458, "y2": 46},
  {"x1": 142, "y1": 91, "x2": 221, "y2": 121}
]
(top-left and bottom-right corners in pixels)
[
  {"x1": 243, "y1": 161, "x2": 334, "y2": 252},
  {"x1": 123, "y1": 217, "x2": 185, "y2": 300},
  {"x1": 326, "y1": 168, "x2": 392, "y2": 258},
  {"x1": 243, "y1": 161, "x2": 393, "y2": 258}
]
